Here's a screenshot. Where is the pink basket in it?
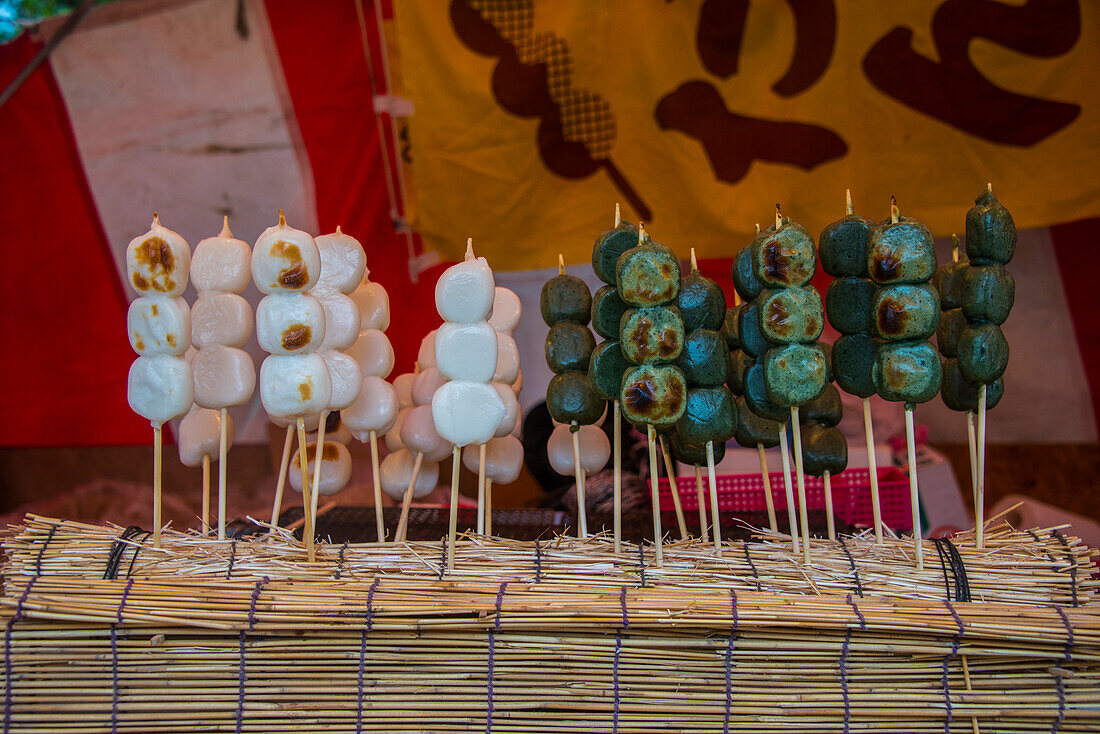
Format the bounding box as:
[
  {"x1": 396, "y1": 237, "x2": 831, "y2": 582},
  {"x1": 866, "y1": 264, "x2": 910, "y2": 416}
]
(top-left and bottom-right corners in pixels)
[{"x1": 657, "y1": 467, "x2": 912, "y2": 531}]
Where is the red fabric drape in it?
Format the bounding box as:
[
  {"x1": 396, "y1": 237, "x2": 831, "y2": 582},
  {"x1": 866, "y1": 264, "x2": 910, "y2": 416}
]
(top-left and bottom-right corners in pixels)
[{"x1": 1050, "y1": 218, "x2": 1100, "y2": 435}]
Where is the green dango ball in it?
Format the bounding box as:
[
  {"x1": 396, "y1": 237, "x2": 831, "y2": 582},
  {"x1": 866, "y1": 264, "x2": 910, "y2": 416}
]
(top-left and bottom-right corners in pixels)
[
  {"x1": 941, "y1": 358, "x2": 1004, "y2": 413},
  {"x1": 591, "y1": 285, "x2": 628, "y2": 340},
  {"x1": 962, "y1": 264, "x2": 1014, "y2": 325},
  {"x1": 733, "y1": 396, "x2": 781, "y2": 449},
  {"x1": 728, "y1": 349, "x2": 753, "y2": 395},
  {"x1": 743, "y1": 360, "x2": 789, "y2": 422},
  {"x1": 958, "y1": 323, "x2": 1009, "y2": 384},
  {"x1": 762, "y1": 343, "x2": 828, "y2": 407},
  {"x1": 825, "y1": 276, "x2": 875, "y2": 335},
  {"x1": 873, "y1": 340, "x2": 942, "y2": 404},
  {"x1": 937, "y1": 309, "x2": 966, "y2": 358},
  {"x1": 819, "y1": 214, "x2": 873, "y2": 278},
  {"x1": 546, "y1": 322, "x2": 595, "y2": 374},
  {"x1": 720, "y1": 305, "x2": 740, "y2": 349},
  {"x1": 873, "y1": 283, "x2": 940, "y2": 341},
  {"x1": 677, "y1": 329, "x2": 729, "y2": 386},
  {"x1": 751, "y1": 218, "x2": 817, "y2": 288},
  {"x1": 620, "y1": 306, "x2": 684, "y2": 364},
  {"x1": 731, "y1": 246, "x2": 764, "y2": 302},
  {"x1": 616, "y1": 241, "x2": 681, "y2": 307},
  {"x1": 547, "y1": 371, "x2": 604, "y2": 426},
  {"x1": 965, "y1": 188, "x2": 1016, "y2": 265},
  {"x1": 832, "y1": 333, "x2": 878, "y2": 399},
  {"x1": 799, "y1": 424, "x2": 848, "y2": 477},
  {"x1": 621, "y1": 364, "x2": 688, "y2": 430},
  {"x1": 678, "y1": 268, "x2": 726, "y2": 332},
  {"x1": 802, "y1": 383, "x2": 842, "y2": 428},
  {"x1": 540, "y1": 274, "x2": 591, "y2": 326},
  {"x1": 737, "y1": 302, "x2": 770, "y2": 358},
  {"x1": 592, "y1": 221, "x2": 640, "y2": 284},
  {"x1": 868, "y1": 216, "x2": 936, "y2": 284},
  {"x1": 676, "y1": 386, "x2": 737, "y2": 446},
  {"x1": 758, "y1": 285, "x2": 825, "y2": 344},
  {"x1": 934, "y1": 261, "x2": 968, "y2": 311},
  {"x1": 588, "y1": 340, "x2": 630, "y2": 401},
  {"x1": 671, "y1": 431, "x2": 726, "y2": 467}
]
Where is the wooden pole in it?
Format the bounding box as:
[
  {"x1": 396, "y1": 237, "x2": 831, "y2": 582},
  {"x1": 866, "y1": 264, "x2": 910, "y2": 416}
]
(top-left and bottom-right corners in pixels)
[
  {"x1": 476, "y1": 443, "x2": 488, "y2": 534},
  {"x1": 269, "y1": 424, "x2": 294, "y2": 530},
  {"x1": 658, "y1": 435, "x2": 688, "y2": 539},
  {"x1": 571, "y1": 424, "x2": 588, "y2": 537},
  {"x1": 646, "y1": 425, "x2": 663, "y2": 566},
  {"x1": 976, "y1": 386, "x2": 988, "y2": 549},
  {"x1": 706, "y1": 441, "x2": 722, "y2": 556},
  {"x1": 218, "y1": 409, "x2": 228, "y2": 541},
  {"x1": 485, "y1": 478, "x2": 493, "y2": 536},
  {"x1": 863, "y1": 397, "x2": 884, "y2": 543},
  {"x1": 296, "y1": 418, "x2": 314, "y2": 562},
  {"x1": 310, "y1": 410, "x2": 328, "y2": 524},
  {"x1": 905, "y1": 406, "x2": 923, "y2": 570},
  {"x1": 777, "y1": 427, "x2": 800, "y2": 553},
  {"x1": 200, "y1": 455, "x2": 210, "y2": 534},
  {"x1": 395, "y1": 452, "x2": 423, "y2": 543},
  {"x1": 693, "y1": 464, "x2": 707, "y2": 538},
  {"x1": 966, "y1": 411, "x2": 979, "y2": 539},
  {"x1": 152, "y1": 425, "x2": 162, "y2": 549},
  {"x1": 823, "y1": 470, "x2": 836, "y2": 541},
  {"x1": 756, "y1": 444, "x2": 777, "y2": 532},
  {"x1": 790, "y1": 407, "x2": 811, "y2": 565},
  {"x1": 369, "y1": 430, "x2": 385, "y2": 542},
  {"x1": 446, "y1": 445, "x2": 461, "y2": 571},
  {"x1": 613, "y1": 400, "x2": 622, "y2": 554}
]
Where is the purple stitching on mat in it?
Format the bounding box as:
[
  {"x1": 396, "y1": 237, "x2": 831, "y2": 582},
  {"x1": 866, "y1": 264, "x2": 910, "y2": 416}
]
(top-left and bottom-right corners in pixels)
[
  {"x1": 357, "y1": 579, "x2": 378, "y2": 734},
  {"x1": 366, "y1": 577, "x2": 380, "y2": 632},
  {"x1": 740, "y1": 541, "x2": 761, "y2": 592},
  {"x1": 619, "y1": 587, "x2": 630, "y2": 629},
  {"x1": 1052, "y1": 606, "x2": 1074, "y2": 733},
  {"x1": 110, "y1": 578, "x2": 135, "y2": 733},
  {"x1": 485, "y1": 583, "x2": 507, "y2": 733},
  {"x1": 494, "y1": 583, "x2": 507, "y2": 632},
  {"x1": 34, "y1": 526, "x2": 58, "y2": 577},
  {"x1": 116, "y1": 578, "x2": 135, "y2": 625},
  {"x1": 534, "y1": 540, "x2": 542, "y2": 583},
  {"x1": 723, "y1": 589, "x2": 738, "y2": 734},
  {"x1": 840, "y1": 629, "x2": 853, "y2": 734},
  {"x1": 637, "y1": 544, "x2": 647, "y2": 588},
  {"x1": 235, "y1": 577, "x2": 269, "y2": 734},
  {"x1": 941, "y1": 600, "x2": 965, "y2": 733},
  {"x1": 613, "y1": 631, "x2": 622, "y2": 734},
  {"x1": 846, "y1": 594, "x2": 867, "y2": 631},
  {"x1": 225, "y1": 538, "x2": 238, "y2": 579},
  {"x1": 4, "y1": 576, "x2": 38, "y2": 734}
]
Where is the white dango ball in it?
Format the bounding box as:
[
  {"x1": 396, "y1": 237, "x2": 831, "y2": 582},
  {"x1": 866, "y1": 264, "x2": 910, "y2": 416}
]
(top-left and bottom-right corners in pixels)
[
  {"x1": 128, "y1": 355, "x2": 194, "y2": 427},
  {"x1": 399, "y1": 405, "x2": 453, "y2": 462},
  {"x1": 191, "y1": 292, "x2": 252, "y2": 349},
  {"x1": 126, "y1": 214, "x2": 191, "y2": 297},
  {"x1": 251, "y1": 213, "x2": 321, "y2": 294},
  {"x1": 190, "y1": 219, "x2": 251, "y2": 294},
  {"x1": 127, "y1": 297, "x2": 190, "y2": 356},
  {"x1": 192, "y1": 346, "x2": 255, "y2": 409},
  {"x1": 488, "y1": 287, "x2": 522, "y2": 334},
  {"x1": 494, "y1": 383, "x2": 520, "y2": 438},
  {"x1": 435, "y1": 245, "x2": 495, "y2": 323},
  {"x1": 462, "y1": 434, "x2": 523, "y2": 485},
  {"x1": 270, "y1": 412, "x2": 321, "y2": 432},
  {"x1": 259, "y1": 354, "x2": 332, "y2": 418},
  {"x1": 178, "y1": 406, "x2": 232, "y2": 467},
  {"x1": 548, "y1": 423, "x2": 610, "y2": 476},
  {"x1": 323, "y1": 351, "x2": 362, "y2": 410},
  {"x1": 431, "y1": 380, "x2": 505, "y2": 447},
  {"x1": 314, "y1": 228, "x2": 367, "y2": 295},
  {"x1": 412, "y1": 367, "x2": 447, "y2": 406},
  {"x1": 256, "y1": 293, "x2": 326, "y2": 355},
  {"x1": 435, "y1": 322, "x2": 497, "y2": 382},
  {"x1": 346, "y1": 329, "x2": 395, "y2": 378},
  {"x1": 289, "y1": 441, "x2": 352, "y2": 496},
  {"x1": 393, "y1": 373, "x2": 416, "y2": 408},
  {"x1": 380, "y1": 449, "x2": 439, "y2": 500},
  {"x1": 342, "y1": 375, "x2": 398, "y2": 440},
  {"x1": 385, "y1": 407, "x2": 411, "y2": 452},
  {"x1": 416, "y1": 331, "x2": 436, "y2": 370},
  {"x1": 351, "y1": 280, "x2": 390, "y2": 331},
  {"x1": 494, "y1": 333, "x2": 520, "y2": 385},
  {"x1": 317, "y1": 293, "x2": 361, "y2": 351}
]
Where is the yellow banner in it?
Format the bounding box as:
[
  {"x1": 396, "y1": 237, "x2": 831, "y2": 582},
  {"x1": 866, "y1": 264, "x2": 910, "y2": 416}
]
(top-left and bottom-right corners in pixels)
[{"x1": 392, "y1": 1, "x2": 1100, "y2": 270}]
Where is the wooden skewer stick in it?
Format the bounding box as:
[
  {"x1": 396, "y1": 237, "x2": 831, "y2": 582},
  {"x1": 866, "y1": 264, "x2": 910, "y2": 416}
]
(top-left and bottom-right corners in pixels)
[
  {"x1": 756, "y1": 444, "x2": 777, "y2": 532},
  {"x1": 976, "y1": 385, "x2": 988, "y2": 549},
  {"x1": 966, "y1": 411, "x2": 979, "y2": 532},
  {"x1": 614, "y1": 202, "x2": 621, "y2": 228},
  {"x1": 612, "y1": 400, "x2": 622, "y2": 554},
  {"x1": 891, "y1": 196, "x2": 900, "y2": 225},
  {"x1": 485, "y1": 478, "x2": 493, "y2": 536},
  {"x1": 368, "y1": 430, "x2": 385, "y2": 542},
  {"x1": 863, "y1": 398, "x2": 884, "y2": 543},
  {"x1": 775, "y1": 203, "x2": 783, "y2": 229},
  {"x1": 790, "y1": 407, "x2": 812, "y2": 565},
  {"x1": 658, "y1": 434, "x2": 688, "y2": 539},
  {"x1": 152, "y1": 425, "x2": 163, "y2": 549},
  {"x1": 296, "y1": 417, "x2": 314, "y2": 562},
  {"x1": 200, "y1": 455, "x2": 210, "y2": 535},
  {"x1": 446, "y1": 445, "x2": 461, "y2": 571},
  {"x1": 706, "y1": 441, "x2": 722, "y2": 555},
  {"x1": 476, "y1": 443, "x2": 488, "y2": 534},
  {"x1": 646, "y1": 425, "x2": 664, "y2": 566},
  {"x1": 217, "y1": 408, "x2": 228, "y2": 541},
  {"x1": 571, "y1": 423, "x2": 588, "y2": 537},
  {"x1": 846, "y1": 188, "x2": 854, "y2": 216},
  {"x1": 269, "y1": 424, "x2": 294, "y2": 530},
  {"x1": 394, "y1": 452, "x2": 423, "y2": 543},
  {"x1": 777, "y1": 426, "x2": 800, "y2": 553},
  {"x1": 693, "y1": 464, "x2": 708, "y2": 538},
  {"x1": 310, "y1": 411, "x2": 328, "y2": 524},
  {"x1": 904, "y1": 405, "x2": 923, "y2": 570},
  {"x1": 823, "y1": 469, "x2": 836, "y2": 541}
]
